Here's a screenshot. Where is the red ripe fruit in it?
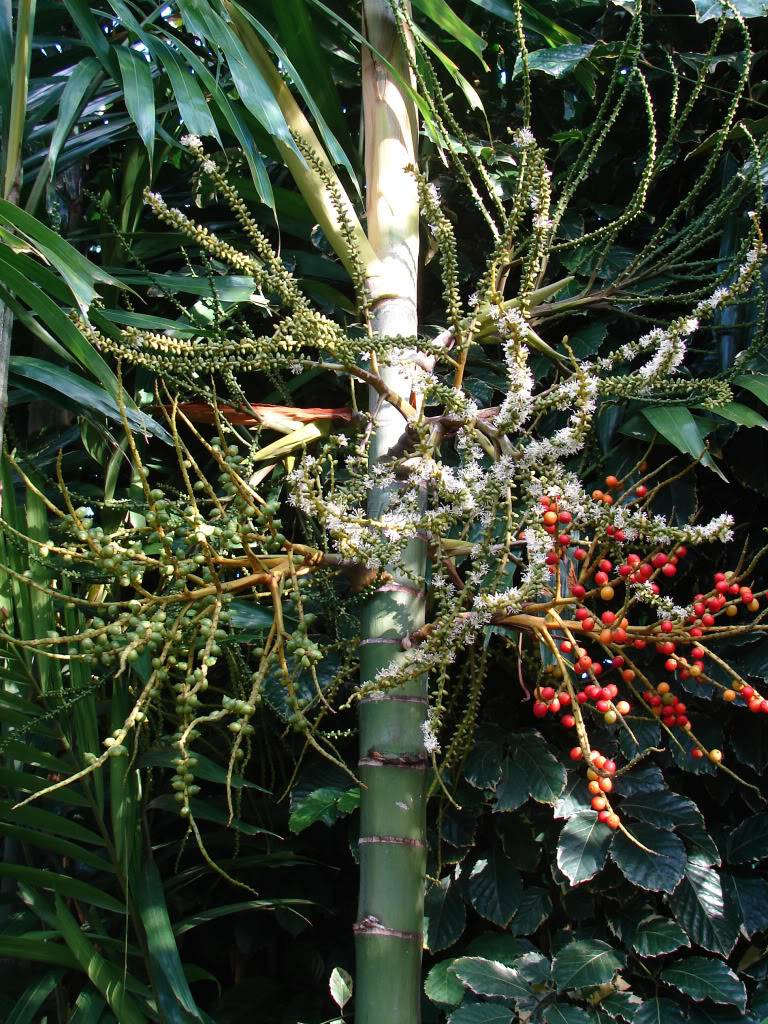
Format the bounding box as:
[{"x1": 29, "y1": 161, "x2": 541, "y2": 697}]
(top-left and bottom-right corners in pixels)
[
  {"x1": 749, "y1": 698, "x2": 763, "y2": 714},
  {"x1": 692, "y1": 748, "x2": 704, "y2": 759},
  {"x1": 742, "y1": 685, "x2": 755, "y2": 699},
  {"x1": 635, "y1": 485, "x2": 648, "y2": 497},
  {"x1": 594, "y1": 571, "x2": 609, "y2": 586},
  {"x1": 603, "y1": 760, "x2": 617, "y2": 775},
  {"x1": 659, "y1": 641, "x2": 676, "y2": 656},
  {"x1": 540, "y1": 686, "x2": 555, "y2": 700},
  {"x1": 543, "y1": 510, "x2": 558, "y2": 526},
  {"x1": 665, "y1": 658, "x2": 678, "y2": 673},
  {"x1": 561, "y1": 714, "x2": 576, "y2": 729},
  {"x1": 676, "y1": 715, "x2": 689, "y2": 727},
  {"x1": 673, "y1": 702, "x2": 687, "y2": 715},
  {"x1": 560, "y1": 640, "x2": 573, "y2": 653},
  {"x1": 690, "y1": 627, "x2": 703, "y2": 638},
  {"x1": 619, "y1": 564, "x2": 632, "y2": 578},
  {"x1": 761, "y1": 700, "x2": 768, "y2": 714},
  {"x1": 574, "y1": 548, "x2": 587, "y2": 561},
  {"x1": 638, "y1": 564, "x2": 653, "y2": 581},
  {"x1": 676, "y1": 546, "x2": 687, "y2": 557},
  {"x1": 601, "y1": 611, "x2": 616, "y2": 625},
  {"x1": 612, "y1": 656, "x2": 625, "y2": 668},
  {"x1": 598, "y1": 809, "x2": 611, "y2": 823},
  {"x1": 592, "y1": 663, "x2": 603, "y2": 676},
  {"x1": 660, "y1": 621, "x2": 673, "y2": 634},
  {"x1": 634, "y1": 638, "x2": 647, "y2": 650},
  {"x1": 572, "y1": 584, "x2": 586, "y2": 600},
  {"x1": 577, "y1": 690, "x2": 588, "y2": 704},
  {"x1": 715, "y1": 580, "x2": 730, "y2": 594},
  {"x1": 693, "y1": 602, "x2": 706, "y2": 617},
  {"x1": 714, "y1": 572, "x2": 727, "y2": 582},
  {"x1": 599, "y1": 559, "x2": 613, "y2": 573},
  {"x1": 612, "y1": 628, "x2": 628, "y2": 644},
  {"x1": 569, "y1": 747, "x2": 583, "y2": 761},
  {"x1": 546, "y1": 553, "x2": 559, "y2": 566},
  {"x1": 627, "y1": 554, "x2": 642, "y2": 566},
  {"x1": 549, "y1": 698, "x2": 561, "y2": 714},
  {"x1": 596, "y1": 699, "x2": 612, "y2": 713},
  {"x1": 650, "y1": 583, "x2": 660, "y2": 595},
  {"x1": 614, "y1": 530, "x2": 626, "y2": 543},
  {"x1": 533, "y1": 701, "x2": 548, "y2": 718},
  {"x1": 652, "y1": 553, "x2": 668, "y2": 568},
  {"x1": 558, "y1": 534, "x2": 572, "y2": 546},
  {"x1": 662, "y1": 564, "x2": 677, "y2": 577},
  {"x1": 581, "y1": 618, "x2": 595, "y2": 632},
  {"x1": 729, "y1": 583, "x2": 740, "y2": 595},
  {"x1": 558, "y1": 510, "x2": 573, "y2": 524},
  {"x1": 585, "y1": 684, "x2": 601, "y2": 700},
  {"x1": 559, "y1": 692, "x2": 572, "y2": 707},
  {"x1": 605, "y1": 475, "x2": 619, "y2": 488},
  {"x1": 702, "y1": 613, "x2": 715, "y2": 627},
  {"x1": 591, "y1": 796, "x2": 608, "y2": 811},
  {"x1": 575, "y1": 608, "x2": 589, "y2": 621},
  {"x1": 691, "y1": 647, "x2": 705, "y2": 660}
]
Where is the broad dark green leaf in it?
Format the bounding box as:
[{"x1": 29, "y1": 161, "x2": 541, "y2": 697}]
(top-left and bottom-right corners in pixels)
[
  {"x1": 329, "y1": 967, "x2": 352, "y2": 1010},
  {"x1": 669, "y1": 859, "x2": 740, "y2": 956},
  {"x1": 425, "y1": 877, "x2": 466, "y2": 952},
  {"x1": 448, "y1": 1006, "x2": 513, "y2": 1024},
  {"x1": 621, "y1": 789, "x2": 703, "y2": 830},
  {"x1": 552, "y1": 940, "x2": 625, "y2": 991},
  {"x1": 727, "y1": 812, "x2": 768, "y2": 863},
  {"x1": 288, "y1": 785, "x2": 359, "y2": 832},
  {"x1": 424, "y1": 959, "x2": 464, "y2": 1008},
  {"x1": 693, "y1": 0, "x2": 766, "y2": 20},
  {"x1": 514, "y1": 44, "x2": 595, "y2": 79},
  {"x1": 543, "y1": 1006, "x2": 592, "y2": 1024},
  {"x1": 707, "y1": 402, "x2": 768, "y2": 430},
  {"x1": 632, "y1": 916, "x2": 690, "y2": 958},
  {"x1": 508, "y1": 887, "x2": 552, "y2": 936},
  {"x1": 610, "y1": 823, "x2": 686, "y2": 892},
  {"x1": 633, "y1": 999, "x2": 687, "y2": 1024},
  {"x1": 148, "y1": 796, "x2": 280, "y2": 837},
  {"x1": 467, "y1": 848, "x2": 522, "y2": 927},
  {"x1": 450, "y1": 956, "x2": 531, "y2": 999},
  {"x1": 725, "y1": 873, "x2": 768, "y2": 937},
  {"x1": 465, "y1": 738, "x2": 503, "y2": 789},
  {"x1": 557, "y1": 811, "x2": 612, "y2": 885},
  {"x1": 510, "y1": 731, "x2": 566, "y2": 804},
  {"x1": 493, "y1": 755, "x2": 528, "y2": 811},
  {"x1": 661, "y1": 956, "x2": 746, "y2": 1010},
  {"x1": 0, "y1": 936, "x2": 78, "y2": 969}
]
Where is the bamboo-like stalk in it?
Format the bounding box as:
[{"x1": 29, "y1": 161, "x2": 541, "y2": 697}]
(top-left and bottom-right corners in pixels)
[
  {"x1": 354, "y1": 4, "x2": 427, "y2": 1023},
  {"x1": 0, "y1": 0, "x2": 36, "y2": 453}
]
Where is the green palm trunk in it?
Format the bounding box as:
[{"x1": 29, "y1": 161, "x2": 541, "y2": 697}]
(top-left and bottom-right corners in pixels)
[{"x1": 355, "y1": 3, "x2": 428, "y2": 1022}]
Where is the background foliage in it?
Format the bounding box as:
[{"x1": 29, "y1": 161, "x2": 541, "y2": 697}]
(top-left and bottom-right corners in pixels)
[{"x1": 1, "y1": 0, "x2": 768, "y2": 1022}]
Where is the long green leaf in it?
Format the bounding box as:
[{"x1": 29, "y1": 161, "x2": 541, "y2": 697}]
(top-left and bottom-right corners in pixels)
[
  {"x1": 55, "y1": 895, "x2": 149, "y2": 1024},
  {"x1": 116, "y1": 46, "x2": 155, "y2": 168},
  {"x1": 62, "y1": 0, "x2": 119, "y2": 77},
  {"x1": 0, "y1": 935, "x2": 79, "y2": 969},
  {"x1": 174, "y1": 898, "x2": 312, "y2": 936},
  {"x1": 412, "y1": 0, "x2": 487, "y2": 64},
  {"x1": 153, "y1": 39, "x2": 220, "y2": 141},
  {"x1": 6, "y1": 969, "x2": 64, "y2": 1024},
  {"x1": 641, "y1": 406, "x2": 724, "y2": 478},
  {"x1": 48, "y1": 58, "x2": 104, "y2": 180},
  {"x1": 136, "y1": 857, "x2": 205, "y2": 1022},
  {"x1": 0, "y1": 863, "x2": 124, "y2": 913},
  {"x1": 0, "y1": 199, "x2": 125, "y2": 311},
  {"x1": 178, "y1": 0, "x2": 295, "y2": 149},
  {"x1": 10, "y1": 356, "x2": 172, "y2": 444},
  {"x1": 0, "y1": 820, "x2": 112, "y2": 871}
]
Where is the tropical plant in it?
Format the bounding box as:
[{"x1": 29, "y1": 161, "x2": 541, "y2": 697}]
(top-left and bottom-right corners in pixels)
[{"x1": 1, "y1": 0, "x2": 768, "y2": 1022}]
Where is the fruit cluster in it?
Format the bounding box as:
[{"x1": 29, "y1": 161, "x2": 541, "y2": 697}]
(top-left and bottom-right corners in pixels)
[{"x1": 530, "y1": 474, "x2": 767, "y2": 832}]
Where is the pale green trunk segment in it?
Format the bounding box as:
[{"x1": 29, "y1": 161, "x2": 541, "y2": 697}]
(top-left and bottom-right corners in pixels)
[{"x1": 355, "y1": 4, "x2": 426, "y2": 1024}]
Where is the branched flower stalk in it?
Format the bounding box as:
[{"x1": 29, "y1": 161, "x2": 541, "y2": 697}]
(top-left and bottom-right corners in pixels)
[{"x1": 2, "y1": 2, "x2": 768, "y2": 1021}]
